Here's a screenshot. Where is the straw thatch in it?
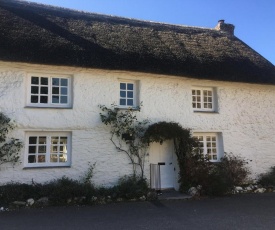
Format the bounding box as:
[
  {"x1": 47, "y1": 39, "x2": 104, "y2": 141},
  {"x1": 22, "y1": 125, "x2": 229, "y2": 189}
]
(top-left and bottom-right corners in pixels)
[{"x1": 1, "y1": 0, "x2": 275, "y2": 84}]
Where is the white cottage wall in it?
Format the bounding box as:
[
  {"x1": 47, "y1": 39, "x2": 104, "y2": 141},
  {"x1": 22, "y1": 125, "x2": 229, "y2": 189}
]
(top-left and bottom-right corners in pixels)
[{"x1": 0, "y1": 61, "x2": 275, "y2": 185}]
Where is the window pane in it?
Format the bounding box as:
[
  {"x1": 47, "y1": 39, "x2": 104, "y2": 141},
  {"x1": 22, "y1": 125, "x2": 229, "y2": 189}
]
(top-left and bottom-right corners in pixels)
[
  {"x1": 52, "y1": 96, "x2": 59, "y2": 103},
  {"x1": 61, "y1": 88, "x2": 67, "y2": 95},
  {"x1": 127, "y1": 91, "x2": 133, "y2": 98},
  {"x1": 39, "y1": 137, "x2": 46, "y2": 144},
  {"x1": 127, "y1": 83, "x2": 133, "y2": 90},
  {"x1": 28, "y1": 155, "x2": 36, "y2": 163},
  {"x1": 38, "y1": 146, "x2": 46, "y2": 153},
  {"x1": 52, "y1": 87, "x2": 59, "y2": 94},
  {"x1": 31, "y1": 86, "x2": 39, "y2": 94},
  {"x1": 51, "y1": 137, "x2": 59, "y2": 144},
  {"x1": 40, "y1": 96, "x2": 48, "y2": 103},
  {"x1": 41, "y1": 77, "x2": 48, "y2": 85},
  {"x1": 61, "y1": 79, "x2": 68, "y2": 86},
  {"x1": 38, "y1": 155, "x2": 45, "y2": 163},
  {"x1": 127, "y1": 99, "x2": 133, "y2": 106},
  {"x1": 61, "y1": 96, "x2": 67, "y2": 104},
  {"x1": 28, "y1": 146, "x2": 36, "y2": 154},
  {"x1": 52, "y1": 78, "x2": 59, "y2": 86},
  {"x1": 31, "y1": 77, "x2": 39, "y2": 84},
  {"x1": 50, "y1": 154, "x2": 58, "y2": 162},
  {"x1": 120, "y1": 99, "x2": 126, "y2": 105},
  {"x1": 31, "y1": 96, "x2": 38, "y2": 103},
  {"x1": 51, "y1": 146, "x2": 58, "y2": 152},
  {"x1": 60, "y1": 137, "x2": 67, "y2": 144},
  {"x1": 120, "y1": 91, "x2": 126, "y2": 97},
  {"x1": 40, "y1": 87, "x2": 48, "y2": 94},
  {"x1": 59, "y1": 154, "x2": 67, "y2": 162},
  {"x1": 29, "y1": 136, "x2": 37, "y2": 144},
  {"x1": 120, "y1": 83, "x2": 126, "y2": 90}
]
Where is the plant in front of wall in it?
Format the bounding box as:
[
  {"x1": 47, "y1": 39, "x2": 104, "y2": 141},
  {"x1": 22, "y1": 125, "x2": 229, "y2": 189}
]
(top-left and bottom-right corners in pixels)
[
  {"x1": 0, "y1": 112, "x2": 23, "y2": 167},
  {"x1": 99, "y1": 104, "x2": 150, "y2": 178}
]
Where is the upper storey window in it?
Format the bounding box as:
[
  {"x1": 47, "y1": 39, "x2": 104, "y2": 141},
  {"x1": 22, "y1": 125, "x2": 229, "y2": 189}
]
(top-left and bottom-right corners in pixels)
[
  {"x1": 119, "y1": 81, "x2": 138, "y2": 108},
  {"x1": 27, "y1": 75, "x2": 72, "y2": 108},
  {"x1": 192, "y1": 87, "x2": 216, "y2": 112}
]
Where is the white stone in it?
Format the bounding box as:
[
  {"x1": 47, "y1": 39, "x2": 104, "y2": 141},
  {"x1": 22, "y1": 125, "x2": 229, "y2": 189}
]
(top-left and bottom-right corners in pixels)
[
  {"x1": 234, "y1": 186, "x2": 243, "y2": 191},
  {"x1": 26, "y1": 198, "x2": 35, "y2": 206},
  {"x1": 188, "y1": 187, "x2": 198, "y2": 196},
  {"x1": 254, "y1": 188, "x2": 266, "y2": 193}
]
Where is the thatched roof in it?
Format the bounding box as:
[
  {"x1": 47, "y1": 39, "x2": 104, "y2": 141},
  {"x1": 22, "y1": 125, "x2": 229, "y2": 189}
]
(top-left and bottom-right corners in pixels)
[{"x1": 1, "y1": 0, "x2": 275, "y2": 84}]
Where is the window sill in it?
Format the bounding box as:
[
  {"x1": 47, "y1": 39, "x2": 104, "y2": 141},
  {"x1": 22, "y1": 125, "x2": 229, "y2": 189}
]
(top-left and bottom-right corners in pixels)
[
  {"x1": 193, "y1": 111, "x2": 219, "y2": 114},
  {"x1": 116, "y1": 106, "x2": 140, "y2": 111},
  {"x1": 25, "y1": 106, "x2": 73, "y2": 109},
  {"x1": 23, "y1": 165, "x2": 71, "y2": 169}
]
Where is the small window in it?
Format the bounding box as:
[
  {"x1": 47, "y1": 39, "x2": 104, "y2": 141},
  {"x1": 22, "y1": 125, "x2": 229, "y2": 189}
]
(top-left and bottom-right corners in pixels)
[
  {"x1": 119, "y1": 81, "x2": 138, "y2": 108},
  {"x1": 192, "y1": 88, "x2": 216, "y2": 112},
  {"x1": 193, "y1": 133, "x2": 222, "y2": 162},
  {"x1": 28, "y1": 75, "x2": 71, "y2": 108},
  {"x1": 25, "y1": 132, "x2": 71, "y2": 167}
]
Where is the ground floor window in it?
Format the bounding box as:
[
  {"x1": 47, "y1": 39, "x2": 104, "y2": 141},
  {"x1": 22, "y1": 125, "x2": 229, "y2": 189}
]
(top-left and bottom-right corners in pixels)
[
  {"x1": 193, "y1": 132, "x2": 223, "y2": 162},
  {"x1": 25, "y1": 132, "x2": 71, "y2": 167}
]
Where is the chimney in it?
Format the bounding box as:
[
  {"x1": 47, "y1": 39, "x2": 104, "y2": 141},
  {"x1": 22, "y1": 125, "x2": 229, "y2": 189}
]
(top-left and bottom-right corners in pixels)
[{"x1": 215, "y1": 20, "x2": 235, "y2": 35}]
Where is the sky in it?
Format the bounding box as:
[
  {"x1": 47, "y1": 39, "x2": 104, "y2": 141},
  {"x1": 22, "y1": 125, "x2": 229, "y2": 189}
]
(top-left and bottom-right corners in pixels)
[{"x1": 25, "y1": 0, "x2": 275, "y2": 65}]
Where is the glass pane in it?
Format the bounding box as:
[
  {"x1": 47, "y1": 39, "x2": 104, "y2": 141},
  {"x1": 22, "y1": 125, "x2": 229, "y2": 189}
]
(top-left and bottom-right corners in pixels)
[
  {"x1": 31, "y1": 77, "x2": 39, "y2": 84},
  {"x1": 40, "y1": 87, "x2": 48, "y2": 94},
  {"x1": 60, "y1": 137, "x2": 67, "y2": 144},
  {"x1": 208, "y1": 91, "x2": 212, "y2": 96},
  {"x1": 39, "y1": 136, "x2": 46, "y2": 144},
  {"x1": 61, "y1": 96, "x2": 67, "y2": 104},
  {"x1": 197, "y1": 90, "x2": 201, "y2": 95},
  {"x1": 192, "y1": 103, "x2": 196, "y2": 108},
  {"x1": 192, "y1": 90, "x2": 195, "y2": 95},
  {"x1": 28, "y1": 146, "x2": 36, "y2": 154},
  {"x1": 127, "y1": 99, "x2": 133, "y2": 106},
  {"x1": 29, "y1": 136, "x2": 37, "y2": 144},
  {"x1": 127, "y1": 83, "x2": 133, "y2": 90},
  {"x1": 120, "y1": 99, "x2": 126, "y2": 105},
  {"x1": 203, "y1": 91, "x2": 207, "y2": 96},
  {"x1": 31, "y1": 96, "x2": 38, "y2": 103},
  {"x1": 208, "y1": 103, "x2": 212, "y2": 108},
  {"x1": 120, "y1": 91, "x2": 126, "y2": 97},
  {"x1": 52, "y1": 87, "x2": 59, "y2": 94},
  {"x1": 59, "y1": 154, "x2": 67, "y2": 162},
  {"x1": 41, "y1": 77, "x2": 48, "y2": 85},
  {"x1": 38, "y1": 155, "x2": 45, "y2": 163},
  {"x1": 61, "y1": 88, "x2": 67, "y2": 95},
  {"x1": 31, "y1": 86, "x2": 39, "y2": 94},
  {"x1": 52, "y1": 96, "x2": 59, "y2": 103},
  {"x1": 197, "y1": 97, "x2": 201, "y2": 102},
  {"x1": 212, "y1": 137, "x2": 216, "y2": 141},
  {"x1": 40, "y1": 96, "x2": 48, "y2": 103},
  {"x1": 120, "y1": 83, "x2": 126, "y2": 90},
  {"x1": 213, "y1": 155, "x2": 217, "y2": 160},
  {"x1": 51, "y1": 137, "x2": 59, "y2": 144},
  {"x1": 28, "y1": 155, "x2": 36, "y2": 163},
  {"x1": 52, "y1": 78, "x2": 59, "y2": 86},
  {"x1": 127, "y1": 91, "x2": 133, "y2": 98},
  {"x1": 61, "y1": 79, "x2": 68, "y2": 86},
  {"x1": 197, "y1": 104, "x2": 201, "y2": 108},
  {"x1": 51, "y1": 146, "x2": 58, "y2": 153},
  {"x1": 204, "y1": 103, "x2": 207, "y2": 108},
  {"x1": 50, "y1": 154, "x2": 58, "y2": 162},
  {"x1": 38, "y1": 146, "x2": 46, "y2": 153}
]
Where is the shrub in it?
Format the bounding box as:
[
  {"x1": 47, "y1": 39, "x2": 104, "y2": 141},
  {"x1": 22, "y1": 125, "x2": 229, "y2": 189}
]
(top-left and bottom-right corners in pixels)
[
  {"x1": 258, "y1": 166, "x2": 275, "y2": 186},
  {"x1": 114, "y1": 175, "x2": 149, "y2": 199}
]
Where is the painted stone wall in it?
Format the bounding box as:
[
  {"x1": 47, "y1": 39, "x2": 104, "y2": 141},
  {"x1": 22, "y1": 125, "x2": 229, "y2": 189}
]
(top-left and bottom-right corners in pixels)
[{"x1": 1, "y1": 61, "x2": 275, "y2": 186}]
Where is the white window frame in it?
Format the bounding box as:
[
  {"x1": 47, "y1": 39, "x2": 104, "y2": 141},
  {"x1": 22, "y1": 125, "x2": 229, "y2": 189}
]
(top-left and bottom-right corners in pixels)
[
  {"x1": 118, "y1": 80, "x2": 139, "y2": 108},
  {"x1": 27, "y1": 73, "x2": 72, "y2": 108},
  {"x1": 193, "y1": 132, "x2": 222, "y2": 162},
  {"x1": 192, "y1": 87, "x2": 216, "y2": 112},
  {"x1": 24, "y1": 132, "x2": 72, "y2": 168}
]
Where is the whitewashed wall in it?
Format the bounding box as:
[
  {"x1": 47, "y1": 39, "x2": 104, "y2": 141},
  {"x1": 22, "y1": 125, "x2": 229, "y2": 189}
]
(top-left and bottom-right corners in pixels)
[{"x1": 0, "y1": 61, "x2": 275, "y2": 185}]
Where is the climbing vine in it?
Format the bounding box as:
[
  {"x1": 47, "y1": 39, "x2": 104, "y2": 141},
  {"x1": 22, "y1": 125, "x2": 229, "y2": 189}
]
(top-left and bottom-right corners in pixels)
[
  {"x1": 99, "y1": 104, "x2": 149, "y2": 178},
  {"x1": 0, "y1": 112, "x2": 23, "y2": 166}
]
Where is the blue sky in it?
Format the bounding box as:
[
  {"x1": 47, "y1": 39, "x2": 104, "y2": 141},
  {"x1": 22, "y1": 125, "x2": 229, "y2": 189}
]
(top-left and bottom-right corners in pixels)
[{"x1": 26, "y1": 0, "x2": 275, "y2": 65}]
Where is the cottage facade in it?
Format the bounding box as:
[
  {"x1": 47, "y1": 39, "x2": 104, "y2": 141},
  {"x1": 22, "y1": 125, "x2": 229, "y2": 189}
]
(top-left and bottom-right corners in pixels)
[{"x1": 1, "y1": 0, "x2": 275, "y2": 189}]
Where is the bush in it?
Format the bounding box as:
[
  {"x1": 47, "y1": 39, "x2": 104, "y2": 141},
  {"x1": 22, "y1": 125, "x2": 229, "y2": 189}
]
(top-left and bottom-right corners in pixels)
[
  {"x1": 258, "y1": 166, "x2": 275, "y2": 186},
  {"x1": 114, "y1": 175, "x2": 149, "y2": 199}
]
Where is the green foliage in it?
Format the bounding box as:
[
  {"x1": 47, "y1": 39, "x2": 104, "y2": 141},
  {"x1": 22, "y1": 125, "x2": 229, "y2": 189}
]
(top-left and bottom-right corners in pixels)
[
  {"x1": 180, "y1": 152, "x2": 251, "y2": 196},
  {"x1": 81, "y1": 162, "x2": 96, "y2": 185},
  {"x1": 258, "y1": 166, "x2": 275, "y2": 186},
  {"x1": 0, "y1": 112, "x2": 23, "y2": 166},
  {"x1": 113, "y1": 175, "x2": 149, "y2": 199},
  {"x1": 99, "y1": 104, "x2": 150, "y2": 177}
]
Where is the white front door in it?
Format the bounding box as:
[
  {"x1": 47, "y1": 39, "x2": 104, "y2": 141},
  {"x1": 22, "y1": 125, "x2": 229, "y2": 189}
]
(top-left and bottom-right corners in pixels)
[{"x1": 149, "y1": 141, "x2": 175, "y2": 189}]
